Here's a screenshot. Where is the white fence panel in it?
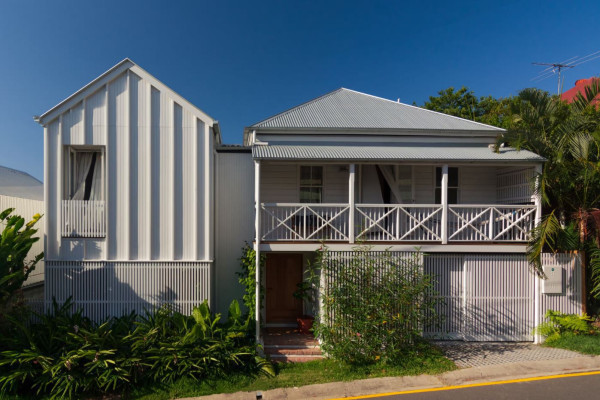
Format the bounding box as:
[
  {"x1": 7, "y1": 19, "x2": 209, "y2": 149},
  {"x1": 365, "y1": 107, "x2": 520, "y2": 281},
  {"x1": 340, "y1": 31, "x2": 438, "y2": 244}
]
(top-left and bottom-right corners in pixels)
[
  {"x1": 45, "y1": 261, "x2": 211, "y2": 321},
  {"x1": 424, "y1": 254, "x2": 464, "y2": 339},
  {"x1": 61, "y1": 200, "x2": 106, "y2": 238},
  {"x1": 463, "y1": 255, "x2": 535, "y2": 341}
]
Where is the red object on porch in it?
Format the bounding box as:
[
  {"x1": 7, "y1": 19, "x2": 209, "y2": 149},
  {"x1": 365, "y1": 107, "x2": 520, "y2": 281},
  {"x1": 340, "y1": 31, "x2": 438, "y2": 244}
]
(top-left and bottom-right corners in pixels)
[{"x1": 561, "y1": 77, "x2": 600, "y2": 105}]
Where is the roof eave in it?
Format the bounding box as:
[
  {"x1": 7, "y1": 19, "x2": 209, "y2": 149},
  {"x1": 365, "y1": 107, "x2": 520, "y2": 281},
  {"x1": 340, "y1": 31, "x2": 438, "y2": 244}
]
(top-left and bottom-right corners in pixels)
[{"x1": 36, "y1": 58, "x2": 135, "y2": 126}]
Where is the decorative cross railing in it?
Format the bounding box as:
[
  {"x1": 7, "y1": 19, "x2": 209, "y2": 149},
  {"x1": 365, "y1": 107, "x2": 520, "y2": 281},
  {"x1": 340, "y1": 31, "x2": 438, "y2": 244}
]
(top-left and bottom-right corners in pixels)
[
  {"x1": 448, "y1": 205, "x2": 537, "y2": 242},
  {"x1": 259, "y1": 203, "x2": 536, "y2": 243},
  {"x1": 355, "y1": 204, "x2": 443, "y2": 241},
  {"x1": 61, "y1": 200, "x2": 106, "y2": 238},
  {"x1": 260, "y1": 203, "x2": 350, "y2": 241}
]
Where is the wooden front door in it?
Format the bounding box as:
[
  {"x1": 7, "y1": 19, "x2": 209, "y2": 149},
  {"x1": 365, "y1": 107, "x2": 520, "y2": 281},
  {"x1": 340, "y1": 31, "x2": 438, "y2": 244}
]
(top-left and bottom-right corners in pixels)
[{"x1": 266, "y1": 253, "x2": 303, "y2": 323}]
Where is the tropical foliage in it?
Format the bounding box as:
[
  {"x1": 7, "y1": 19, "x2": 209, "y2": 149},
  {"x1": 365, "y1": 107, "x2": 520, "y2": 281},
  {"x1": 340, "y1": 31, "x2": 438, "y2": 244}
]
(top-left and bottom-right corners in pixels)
[
  {"x1": 237, "y1": 244, "x2": 265, "y2": 318},
  {"x1": 0, "y1": 208, "x2": 43, "y2": 308},
  {"x1": 0, "y1": 298, "x2": 273, "y2": 399},
  {"x1": 313, "y1": 245, "x2": 440, "y2": 365},
  {"x1": 425, "y1": 82, "x2": 600, "y2": 309}
]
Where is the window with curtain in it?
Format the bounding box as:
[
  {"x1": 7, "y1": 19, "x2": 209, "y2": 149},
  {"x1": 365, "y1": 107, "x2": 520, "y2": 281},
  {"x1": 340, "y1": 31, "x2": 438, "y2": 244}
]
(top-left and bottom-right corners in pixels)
[
  {"x1": 435, "y1": 167, "x2": 459, "y2": 204},
  {"x1": 68, "y1": 148, "x2": 104, "y2": 201},
  {"x1": 299, "y1": 166, "x2": 323, "y2": 203}
]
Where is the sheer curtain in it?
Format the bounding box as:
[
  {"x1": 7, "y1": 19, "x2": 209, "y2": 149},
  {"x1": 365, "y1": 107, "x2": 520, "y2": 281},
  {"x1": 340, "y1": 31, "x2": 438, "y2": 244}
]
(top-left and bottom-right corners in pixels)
[
  {"x1": 89, "y1": 154, "x2": 102, "y2": 201},
  {"x1": 71, "y1": 153, "x2": 93, "y2": 200}
]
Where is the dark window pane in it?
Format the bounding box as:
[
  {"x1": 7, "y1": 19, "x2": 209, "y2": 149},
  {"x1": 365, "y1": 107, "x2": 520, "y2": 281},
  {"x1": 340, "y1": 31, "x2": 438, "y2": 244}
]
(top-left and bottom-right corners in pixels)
[
  {"x1": 300, "y1": 166, "x2": 311, "y2": 184},
  {"x1": 436, "y1": 167, "x2": 441, "y2": 186},
  {"x1": 449, "y1": 167, "x2": 459, "y2": 187},
  {"x1": 312, "y1": 166, "x2": 323, "y2": 184},
  {"x1": 435, "y1": 188, "x2": 441, "y2": 204},
  {"x1": 448, "y1": 188, "x2": 458, "y2": 204}
]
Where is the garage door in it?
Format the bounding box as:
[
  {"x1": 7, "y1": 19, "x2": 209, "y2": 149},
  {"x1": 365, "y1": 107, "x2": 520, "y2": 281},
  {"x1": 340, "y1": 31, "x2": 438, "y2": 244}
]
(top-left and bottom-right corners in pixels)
[{"x1": 425, "y1": 254, "x2": 535, "y2": 341}]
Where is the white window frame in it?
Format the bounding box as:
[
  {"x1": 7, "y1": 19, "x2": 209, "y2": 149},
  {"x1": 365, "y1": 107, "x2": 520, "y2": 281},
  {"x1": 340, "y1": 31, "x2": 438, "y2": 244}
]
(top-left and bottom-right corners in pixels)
[{"x1": 65, "y1": 146, "x2": 106, "y2": 201}]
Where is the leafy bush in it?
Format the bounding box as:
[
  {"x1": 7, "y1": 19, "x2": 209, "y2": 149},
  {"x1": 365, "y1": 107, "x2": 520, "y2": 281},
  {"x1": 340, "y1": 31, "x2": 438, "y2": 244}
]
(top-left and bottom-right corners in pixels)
[
  {"x1": 0, "y1": 298, "x2": 273, "y2": 399},
  {"x1": 0, "y1": 208, "x2": 43, "y2": 307},
  {"x1": 237, "y1": 243, "x2": 265, "y2": 316},
  {"x1": 313, "y1": 245, "x2": 440, "y2": 365},
  {"x1": 535, "y1": 309, "x2": 596, "y2": 341},
  {"x1": 127, "y1": 300, "x2": 273, "y2": 384}
]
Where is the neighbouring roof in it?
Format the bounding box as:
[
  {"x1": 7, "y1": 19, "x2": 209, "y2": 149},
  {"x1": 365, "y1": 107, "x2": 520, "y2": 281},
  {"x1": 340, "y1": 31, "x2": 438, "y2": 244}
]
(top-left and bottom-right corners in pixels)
[
  {"x1": 0, "y1": 166, "x2": 43, "y2": 200},
  {"x1": 252, "y1": 144, "x2": 545, "y2": 163},
  {"x1": 561, "y1": 77, "x2": 600, "y2": 104},
  {"x1": 248, "y1": 88, "x2": 505, "y2": 133}
]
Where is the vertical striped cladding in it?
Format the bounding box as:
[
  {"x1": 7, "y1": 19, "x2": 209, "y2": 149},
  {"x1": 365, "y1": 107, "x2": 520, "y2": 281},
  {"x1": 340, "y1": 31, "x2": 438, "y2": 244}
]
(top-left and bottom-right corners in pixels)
[
  {"x1": 326, "y1": 251, "x2": 582, "y2": 342},
  {"x1": 540, "y1": 253, "x2": 582, "y2": 316},
  {"x1": 43, "y1": 69, "x2": 214, "y2": 262},
  {"x1": 45, "y1": 261, "x2": 211, "y2": 321},
  {"x1": 0, "y1": 195, "x2": 45, "y2": 286},
  {"x1": 463, "y1": 255, "x2": 534, "y2": 341},
  {"x1": 424, "y1": 254, "x2": 464, "y2": 339},
  {"x1": 215, "y1": 151, "x2": 255, "y2": 314}
]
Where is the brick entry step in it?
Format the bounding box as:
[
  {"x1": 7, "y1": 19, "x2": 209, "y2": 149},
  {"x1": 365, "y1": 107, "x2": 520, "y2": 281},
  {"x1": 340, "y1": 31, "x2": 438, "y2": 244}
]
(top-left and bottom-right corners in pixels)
[{"x1": 263, "y1": 327, "x2": 323, "y2": 362}]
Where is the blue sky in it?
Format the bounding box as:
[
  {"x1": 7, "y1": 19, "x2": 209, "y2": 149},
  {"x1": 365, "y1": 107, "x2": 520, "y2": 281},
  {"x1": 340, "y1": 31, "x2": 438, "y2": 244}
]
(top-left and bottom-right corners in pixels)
[{"x1": 1, "y1": 0, "x2": 599, "y2": 181}]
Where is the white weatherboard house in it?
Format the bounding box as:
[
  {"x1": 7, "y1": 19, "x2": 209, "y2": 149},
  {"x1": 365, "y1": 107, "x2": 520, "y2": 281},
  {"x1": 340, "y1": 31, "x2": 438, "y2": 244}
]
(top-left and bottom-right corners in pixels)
[{"x1": 38, "y1": 60, "x2": 583, "y2": 343}]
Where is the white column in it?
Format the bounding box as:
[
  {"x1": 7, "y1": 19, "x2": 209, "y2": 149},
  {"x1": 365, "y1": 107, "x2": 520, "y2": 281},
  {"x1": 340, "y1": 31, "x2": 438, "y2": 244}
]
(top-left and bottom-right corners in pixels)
[
  {"x1": 254, "y1": 160, "x2": 261, "y2": 343},
  {"x1": 349, "y1": 164, "x2": 356, "y2": 243},
  {"x1": 441, "y1": 164, "x2": 449, "y2": 244},
  {"x1": 533, "y1": 163, "x2": 543, "y2": 343}
]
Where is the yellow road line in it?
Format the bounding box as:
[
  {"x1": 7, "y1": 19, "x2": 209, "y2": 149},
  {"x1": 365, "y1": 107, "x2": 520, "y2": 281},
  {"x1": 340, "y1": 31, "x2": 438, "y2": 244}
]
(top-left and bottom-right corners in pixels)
[{"x1": 327, "y1": 370, "x2": 600, "y2": 400}]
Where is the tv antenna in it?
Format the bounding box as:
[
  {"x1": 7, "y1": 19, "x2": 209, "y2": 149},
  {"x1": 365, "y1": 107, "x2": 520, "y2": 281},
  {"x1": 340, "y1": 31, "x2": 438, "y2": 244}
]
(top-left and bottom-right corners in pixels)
[
  {"x1": 531, "y1": 50, "x2": 600, "y2": 94},
  {"x1": 532, "y1": 62, "x2": 574, "y2": 95}
]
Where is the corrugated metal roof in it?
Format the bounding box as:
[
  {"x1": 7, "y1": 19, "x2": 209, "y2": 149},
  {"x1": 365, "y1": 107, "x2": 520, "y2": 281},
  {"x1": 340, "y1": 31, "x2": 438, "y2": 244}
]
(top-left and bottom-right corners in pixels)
[
  {"x1": 252, "y1": 144, "x2": 545, "y2": 162},
  {"x1": 0, "y1": 165, "x2": 43, "y2": 200},
  {"x1": 249, "y1": 88, "x2": 505, "y2": 133}
]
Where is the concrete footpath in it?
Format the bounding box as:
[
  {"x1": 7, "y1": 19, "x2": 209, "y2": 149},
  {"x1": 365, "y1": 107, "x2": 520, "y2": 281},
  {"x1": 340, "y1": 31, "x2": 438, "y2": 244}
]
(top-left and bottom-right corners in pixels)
[{"x1": 182, "y1": 356, "x2": 600, "y2": 400}]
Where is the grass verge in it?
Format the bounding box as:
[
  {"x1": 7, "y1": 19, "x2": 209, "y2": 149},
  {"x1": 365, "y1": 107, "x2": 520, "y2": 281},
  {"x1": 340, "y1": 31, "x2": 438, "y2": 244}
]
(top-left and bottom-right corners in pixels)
[
  {"x1": 543, "y1": 332, "x2": 600, "y2": 355},
  {"x1": 126, "y1": 343, "x2": 455, "y2": 400}
]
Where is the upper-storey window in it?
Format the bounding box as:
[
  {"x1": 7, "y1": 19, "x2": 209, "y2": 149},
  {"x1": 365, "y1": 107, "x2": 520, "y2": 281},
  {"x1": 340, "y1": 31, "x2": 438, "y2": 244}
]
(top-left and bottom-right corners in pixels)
[
  {"x1": 435, "y1": 167, "x2": 459, "y2": 204},
  {"x1": 299, "y1": 166, "x2": 323, "y2": 203},
  {"x1": 67, "y1": 147, "x2": 105, "y2": 201}
]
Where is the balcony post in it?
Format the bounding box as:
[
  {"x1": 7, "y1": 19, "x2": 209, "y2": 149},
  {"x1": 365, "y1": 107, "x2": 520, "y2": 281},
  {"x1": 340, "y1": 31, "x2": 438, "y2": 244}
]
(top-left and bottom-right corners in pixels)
[
  {"x1": 349, "y1": 164, "x2": 356, "y2": 243},
  {"x1": 254, "y1": 160, "x2": 261, "y2": 343},
  {"x1": 441, "y1": 164, "x2": 448, "y2": 244}
]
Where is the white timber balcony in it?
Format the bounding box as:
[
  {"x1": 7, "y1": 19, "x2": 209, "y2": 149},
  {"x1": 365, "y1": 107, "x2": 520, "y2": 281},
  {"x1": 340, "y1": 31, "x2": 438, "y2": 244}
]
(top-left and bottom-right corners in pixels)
[
  {"x1": 61, "y1": 200, "x2": 106, "y2": 238},
  {"x1": 259, "y1": 203, "x2": 537, "y2": 243}
]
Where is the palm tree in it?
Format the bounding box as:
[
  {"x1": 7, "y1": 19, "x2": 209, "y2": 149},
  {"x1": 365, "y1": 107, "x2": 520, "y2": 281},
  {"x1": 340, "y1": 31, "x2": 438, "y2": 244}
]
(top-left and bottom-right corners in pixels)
[{"x1": 499, "y1": 82, "x2": 600, "y2": 306}]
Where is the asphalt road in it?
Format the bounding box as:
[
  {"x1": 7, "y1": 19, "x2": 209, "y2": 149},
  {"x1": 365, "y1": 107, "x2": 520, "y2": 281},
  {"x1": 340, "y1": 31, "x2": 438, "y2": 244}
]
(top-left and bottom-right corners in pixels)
[{"x1": 363, "y1": 373, "x2": 600, "y2": 400}]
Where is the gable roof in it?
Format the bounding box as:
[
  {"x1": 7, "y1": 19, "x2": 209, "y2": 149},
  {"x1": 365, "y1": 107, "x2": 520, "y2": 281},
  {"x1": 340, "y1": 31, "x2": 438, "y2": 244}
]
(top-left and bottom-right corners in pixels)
[
  {"x1": 35, "y1": 58, "x2": 218, "y2": 132},
  {"x1": 0, "y1": 165, "x2": 43, "y2": 201},
  {"x1": 247, "y1": 88, "x2": 505, "y2": 134}
]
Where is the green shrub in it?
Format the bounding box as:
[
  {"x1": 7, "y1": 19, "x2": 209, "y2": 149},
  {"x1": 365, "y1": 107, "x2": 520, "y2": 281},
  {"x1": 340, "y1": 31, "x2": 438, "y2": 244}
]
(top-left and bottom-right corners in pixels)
[
  {"x1": 127, "y1": 300, "x2": 273, "y2": 384},
  {"x1": 313, "y1": 245, "x2": 440, "y2": 365},
  {"x1": 0, "y1": 298, "x2": 273, "y2": 399},
  {"x1": 534, "y1": 309, "x2": 596, "y2": 341},
  {"x1": 237, "y1": 244, "x2": 265, "y2": 317},
  {"x1": 0, "y1": 208, "x2": 43, "y2": 308}
]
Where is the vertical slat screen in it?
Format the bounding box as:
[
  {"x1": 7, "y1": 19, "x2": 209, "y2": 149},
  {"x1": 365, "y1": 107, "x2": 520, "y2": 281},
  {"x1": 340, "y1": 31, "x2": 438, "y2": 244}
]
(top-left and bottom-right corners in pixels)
[{"x1": 45, "y1": 261, "x2": 211, "y2": 321}]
